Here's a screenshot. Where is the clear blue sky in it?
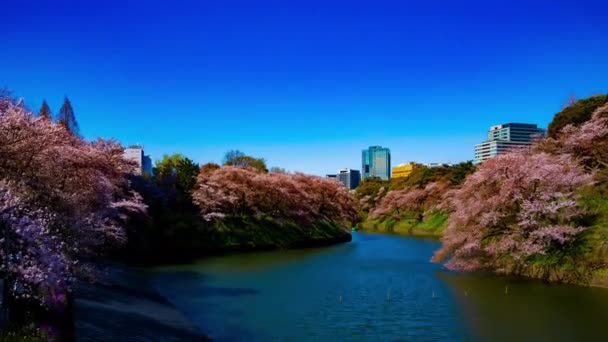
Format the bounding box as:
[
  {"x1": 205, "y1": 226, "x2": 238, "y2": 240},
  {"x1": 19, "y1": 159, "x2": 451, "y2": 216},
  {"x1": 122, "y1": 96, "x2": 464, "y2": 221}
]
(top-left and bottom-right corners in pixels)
[{"x1": 2, "y1": 0, "x2": 608, "y2": 175}]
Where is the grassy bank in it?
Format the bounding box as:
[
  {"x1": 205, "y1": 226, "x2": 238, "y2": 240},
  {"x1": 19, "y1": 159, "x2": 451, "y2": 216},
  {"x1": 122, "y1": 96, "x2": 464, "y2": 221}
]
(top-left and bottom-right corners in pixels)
[
  {"x1": 210, "y1": 216, "x2": 352, "y2": 250},
  {"x1": 357, "y1": 212, "x2": 448, "y2": 238},
  {"x1": 124, "y1": 215, "x2": 352, "y2": 265}
]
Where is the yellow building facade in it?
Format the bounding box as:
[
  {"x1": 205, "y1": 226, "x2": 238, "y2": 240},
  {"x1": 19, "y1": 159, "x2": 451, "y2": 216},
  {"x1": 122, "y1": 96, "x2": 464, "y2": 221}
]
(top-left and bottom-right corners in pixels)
[{"x1": 392, "y1": 162, "x2": 417, "y2": 179}]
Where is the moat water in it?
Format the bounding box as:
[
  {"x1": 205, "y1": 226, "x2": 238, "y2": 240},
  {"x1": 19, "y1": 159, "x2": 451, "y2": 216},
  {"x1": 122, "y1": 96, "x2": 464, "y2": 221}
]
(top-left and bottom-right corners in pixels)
[{"x1": 149, "y1": 232, "x2": 608, "y2": 341}]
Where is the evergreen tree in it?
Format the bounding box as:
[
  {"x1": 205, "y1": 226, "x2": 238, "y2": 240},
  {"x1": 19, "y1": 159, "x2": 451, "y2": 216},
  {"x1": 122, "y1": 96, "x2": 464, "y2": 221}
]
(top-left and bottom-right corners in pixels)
[
  {"x1": 38, "y1": 99, "x2": 52, "y2": 120},
  {"x1": 58, "y1": 96, "x2": 79, "y2": 135}
]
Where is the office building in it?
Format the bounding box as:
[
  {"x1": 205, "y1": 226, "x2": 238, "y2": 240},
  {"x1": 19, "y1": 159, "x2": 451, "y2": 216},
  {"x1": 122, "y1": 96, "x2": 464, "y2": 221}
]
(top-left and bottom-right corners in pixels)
[
  {"x1": 392, "y1": 162, "x2": 418, "y2": 179},
  {"x1": 337, "y1": 168, "x2": 361, "y2": 190},
  {"x1": 362, "y1": 146, "x2": 391, "y2": 180},
  {"x1": 474, "y1": 123, "x2": 546, "y2": 164},
  {"x1": 123, "y1": 145, "x2": 153, "y2": 176}
]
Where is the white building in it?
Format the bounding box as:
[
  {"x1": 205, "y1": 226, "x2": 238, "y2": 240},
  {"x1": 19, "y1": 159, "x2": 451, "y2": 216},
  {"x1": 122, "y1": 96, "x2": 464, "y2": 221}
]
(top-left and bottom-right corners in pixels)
[
  {"x1": 123, "y1": 145, "x2": 153, "y2": 176},
  {"x1": 474, "y1": 123, "x2": 546, "y2": 164}
]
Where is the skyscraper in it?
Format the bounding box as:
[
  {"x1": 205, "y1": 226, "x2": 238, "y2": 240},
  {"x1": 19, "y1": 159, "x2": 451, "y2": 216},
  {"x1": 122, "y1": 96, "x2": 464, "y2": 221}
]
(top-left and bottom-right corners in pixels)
[
  {"x1": 474, "y1": 123, "x2": 546, "y2": 164},
  {"x1": 362, "y1": 146, "x2": 391, "y2": 180},
  {"x1": 337, "y1": 168, "x2": 361, "y2": 189}
]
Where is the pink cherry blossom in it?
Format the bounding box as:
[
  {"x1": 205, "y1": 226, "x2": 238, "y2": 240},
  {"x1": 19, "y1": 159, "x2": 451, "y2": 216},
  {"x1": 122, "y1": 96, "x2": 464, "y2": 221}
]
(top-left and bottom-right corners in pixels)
[
  {"x1": 193, "y1": 166, "x2": 357, "y2": 229},
  {"x1": 0, "y1": 99, "x2": 146, "y2": 306},
  {"x1": 433, "y1": 150, "x2": 593, "y2": 274}
]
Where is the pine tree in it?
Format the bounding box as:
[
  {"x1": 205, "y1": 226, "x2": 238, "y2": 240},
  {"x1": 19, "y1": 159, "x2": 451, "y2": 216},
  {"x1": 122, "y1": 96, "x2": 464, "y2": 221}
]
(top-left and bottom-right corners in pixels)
[
  {"x1": 58, "y1": 96, "x2": 79, "y2": 135},
  {"x1": 39, "y1": 100, "x2": 52, "y2": 120}
]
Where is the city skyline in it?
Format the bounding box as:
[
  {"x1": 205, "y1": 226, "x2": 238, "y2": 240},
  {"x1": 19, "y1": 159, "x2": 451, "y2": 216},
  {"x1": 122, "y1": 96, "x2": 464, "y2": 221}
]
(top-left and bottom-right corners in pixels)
[{"x1": 2, "y1": 0, "x2": 607, "y2": 175}]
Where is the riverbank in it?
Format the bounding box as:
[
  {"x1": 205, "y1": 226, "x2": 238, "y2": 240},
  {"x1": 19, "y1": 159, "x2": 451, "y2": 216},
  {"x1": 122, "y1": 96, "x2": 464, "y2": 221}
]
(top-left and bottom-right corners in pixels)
[
  {"x1": 357, "y1": 211, "x2": 608, "y2": 289},
  {"x1": 73, "y1": 263, "x2": 210, "y2": 341},
  {"x1": 357, "y1": 212, "x2": 448, "y2": 238},
  {"x1": 125, "y1": 216, "x2": 353, "y2": 265}
]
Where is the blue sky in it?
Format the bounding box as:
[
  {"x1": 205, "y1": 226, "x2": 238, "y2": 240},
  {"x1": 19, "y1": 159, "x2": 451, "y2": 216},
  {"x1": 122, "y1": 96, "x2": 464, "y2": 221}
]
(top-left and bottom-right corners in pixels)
[{"x1": 2, "y1": 0, "x2": 608, "y2": 175}]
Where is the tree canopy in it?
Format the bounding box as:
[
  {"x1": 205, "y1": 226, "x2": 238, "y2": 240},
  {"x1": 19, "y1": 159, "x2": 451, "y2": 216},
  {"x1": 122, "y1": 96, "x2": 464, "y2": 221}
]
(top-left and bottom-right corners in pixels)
[
  {"x1": 38, "y1": 99, "x2": 52, "y2": 120},
  {"x1": 547, "y1": 94, "x2": 608, "y2": 138},
  {"x1": 222, "y1": 149, "x2": 268, "y2": 173},
  {"x1": 154, "y1": 153, "x2": 200, "y2": 193},
  {"x1": 193, "y1": 166, "x2": 357, "y2": 227},
  {"x1": 57, "y1": 96, "x2": 79, "y2": 135},
  {"x1": 0, "y1": 98, "x2": 145, "y2": 307}
]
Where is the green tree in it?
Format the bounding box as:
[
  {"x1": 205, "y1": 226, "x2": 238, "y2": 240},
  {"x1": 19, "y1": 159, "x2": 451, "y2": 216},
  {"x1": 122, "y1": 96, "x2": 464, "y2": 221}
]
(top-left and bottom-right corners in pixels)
[
  {"x1": 448, "y1": 161, "x2": 476, "y2": 185},
  {"x1": 200, "y1": 162, "x2": 221, "y2": 176},
  {"x1": 57, "y1": 96, "x2": 78, "y2": 135},
  {"x1": 223, "y1": 150, "x2": 268, "y2": 173},
  {"x1": 355, "y1": 177, "x2": 389, "y2": 199},
  {"x1": 155, "y1": 153, "x2": 200, "y2": 193},
  {"x1": 38, "y1": 100, "x2": 52, "y2": 120},
  {"x1": 547, "y1": 94, "x2": 608, "y2": 138}
]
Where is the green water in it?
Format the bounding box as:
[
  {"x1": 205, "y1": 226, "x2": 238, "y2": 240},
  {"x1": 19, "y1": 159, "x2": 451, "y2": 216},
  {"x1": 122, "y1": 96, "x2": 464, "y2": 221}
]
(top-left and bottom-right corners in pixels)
[{"x1": 149, "y1": 232, "x2": 608, "y2": 341}]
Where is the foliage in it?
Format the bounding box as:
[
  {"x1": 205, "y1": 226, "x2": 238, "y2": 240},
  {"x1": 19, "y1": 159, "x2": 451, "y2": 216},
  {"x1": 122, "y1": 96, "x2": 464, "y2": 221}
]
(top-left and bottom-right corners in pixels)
[
  {"x1": 356, "y1": 162, "x2": 475, "y2": 222},
  {"x1": 369, "y1": 182, "x2": 449, "y2": 221},
  {"x1": 57, "y1": 96, "x2": 78, "y2": 136},
  {"x1": 547, "y1": 94, "x2": 608, "y2": 138},
  {"x1": 355, "y1": 178, "x2": 389, "y2": 216},
  {"x1": 222, "y1": 150, "x2": 268, "y2": 173},
  {"x1": 193, "y1": 166, "x2": 357, "y2": 228},
  {"x1": 355, "y1": 178, "x2": 389, "y2": 199},
  {"x1": 126, "y1": 160, "x2": 355, "y2": 263},
  {"x1": 154, "y1": 153, "x2": 200, "y2": 194},
  {"x1": 38, "y1": 100, "x2": 51, "y2": 121},
  {"x1": 389, "y1": 162, "x2": 476, "y2": 191},
  {"x1": 359, "y1": 211, "x2": 448, "y2": 236},
  {"x1": 0, "y1": 99, "x2": 145, "y2": 307},
  {"x1": 433, "y1": 151, "x2": 593, "y2": 274}
]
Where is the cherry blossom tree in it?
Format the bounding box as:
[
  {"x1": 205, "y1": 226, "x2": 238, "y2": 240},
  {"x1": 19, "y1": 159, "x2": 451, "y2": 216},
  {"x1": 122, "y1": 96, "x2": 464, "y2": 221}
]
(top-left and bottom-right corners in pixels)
[
  {"x1": 0, "y1": 99, "x2": 146, "y2": 310},
  {"x1": 537, "y1": 104, "x2": 608, "y2": 170},
  {"x1": 369, "y1": 182, "x2": 449, "y2": 221},
  {"x1": 193, "y1": 166, "x2": 357, "y2": 229},
  {"x1": 432, "y1": 151, "x2": 593, "y2": 274}
]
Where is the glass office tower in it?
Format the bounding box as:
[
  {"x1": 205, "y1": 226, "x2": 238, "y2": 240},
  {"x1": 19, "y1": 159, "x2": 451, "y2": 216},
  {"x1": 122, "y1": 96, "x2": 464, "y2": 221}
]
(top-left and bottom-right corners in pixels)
[{"x1": 362, "y1": 146, "x2": 391, "y2": 180}]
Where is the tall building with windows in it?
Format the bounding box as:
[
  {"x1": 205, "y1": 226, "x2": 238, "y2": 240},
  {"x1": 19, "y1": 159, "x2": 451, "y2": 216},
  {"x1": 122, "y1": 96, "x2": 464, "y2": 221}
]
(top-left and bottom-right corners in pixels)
[
  {"x1": 123, "y1": 145, "x2": 153, "y2": 176},
  {"x1": 474, "y1": 123, "x2": 546, "y2": 164},
  {"x1": 337, "y1": 168, "x2": 361, "y2": 189},
  {"x1": 362, "y1": 146, "x2": 391, "y2": 180}
]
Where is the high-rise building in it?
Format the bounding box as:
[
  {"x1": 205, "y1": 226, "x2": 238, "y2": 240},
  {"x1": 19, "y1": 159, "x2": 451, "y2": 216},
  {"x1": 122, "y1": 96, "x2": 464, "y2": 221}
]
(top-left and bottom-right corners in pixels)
[
  {"x1": 392, "y1": 162, "x2": 418, "y2": 179},
  {"x1": 362, "y1": 146, "x2": 391, "y2": 180},
  {"x1": 123, "y1": 145, "x2": 153, "y2": 176},
  {"x1": 337, "y1": 168, "x2": 361, "y2": 190},
  {"x1": 474, "y1": 123, "x2": 546, "y2": 164}
]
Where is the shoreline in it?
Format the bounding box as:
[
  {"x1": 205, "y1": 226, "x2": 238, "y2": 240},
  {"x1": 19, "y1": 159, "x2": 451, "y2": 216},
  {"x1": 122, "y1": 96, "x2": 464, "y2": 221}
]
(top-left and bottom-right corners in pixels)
[
  {"x1": 357, "y1": 226, "x2": 608, "y2": 290},
  {"x1": 73, "y1": 262, "x2": 211, "y2": 341}
]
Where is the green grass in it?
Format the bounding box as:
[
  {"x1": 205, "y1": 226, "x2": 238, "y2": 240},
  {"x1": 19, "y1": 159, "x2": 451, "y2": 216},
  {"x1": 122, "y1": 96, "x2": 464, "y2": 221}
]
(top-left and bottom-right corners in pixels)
[
  {"x1": 211, "y1": 215, "x2": 351, "y2": 250},
  {"x1": 358, "y1": 211, "x2": 448, "y2": 238}
]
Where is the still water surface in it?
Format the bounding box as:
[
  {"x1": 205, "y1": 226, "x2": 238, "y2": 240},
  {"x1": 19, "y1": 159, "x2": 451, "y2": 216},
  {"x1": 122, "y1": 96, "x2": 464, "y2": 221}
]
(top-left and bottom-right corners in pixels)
[{"x1": 150, "y1": 232, "x2": 608, "y2": 341}]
